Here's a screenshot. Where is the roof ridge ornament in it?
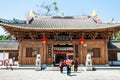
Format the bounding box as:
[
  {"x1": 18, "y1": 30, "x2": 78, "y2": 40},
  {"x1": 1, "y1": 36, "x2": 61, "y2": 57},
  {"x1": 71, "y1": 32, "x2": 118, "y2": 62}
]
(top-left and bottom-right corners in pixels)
[
  {"x1": 61, "y1": 13, "x2": 64, "y2": 17},
  {"x1": 26, "y1": 9, "x2": 37, "y2": 18},
  {"x1": 90, "y1": 10, "x2": 101, "y2": 24},
  {"x1": 91, "y1": 10, "x2": 97, "y2": 18}
]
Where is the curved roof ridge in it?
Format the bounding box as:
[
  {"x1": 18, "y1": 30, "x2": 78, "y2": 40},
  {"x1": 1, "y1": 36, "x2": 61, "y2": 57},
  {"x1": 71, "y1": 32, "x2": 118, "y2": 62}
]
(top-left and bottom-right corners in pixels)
[
  {"x1": 34, "y1": 16, "x2": 52, "y2": 20},
  {"x1": 33, "y1": 16, "x2": 94, "y2": 21}
]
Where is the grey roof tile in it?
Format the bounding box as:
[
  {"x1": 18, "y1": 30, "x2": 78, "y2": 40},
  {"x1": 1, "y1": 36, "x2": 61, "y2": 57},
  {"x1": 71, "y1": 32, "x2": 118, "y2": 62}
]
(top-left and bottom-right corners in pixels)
[
  {"x1": 0, "y1": 17, "x2": 119, "y2": 30},
  {"x1": 108, "y1": 40, "x2": 120, "y2": 50},
  {"x1": 0, "y1": 40, "x2": 18, "y2": 50}
]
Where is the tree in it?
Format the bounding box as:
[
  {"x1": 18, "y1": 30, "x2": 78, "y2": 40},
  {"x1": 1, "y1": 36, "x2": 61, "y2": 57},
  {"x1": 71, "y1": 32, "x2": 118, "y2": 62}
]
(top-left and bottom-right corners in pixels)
[
  {"x1": 115, "y1": 33, "x2": 120, "y2": 40},
  {"x1": 0, "y1": 35, "x2": 12, "y2": 40},
  {"x1": 35, "y1": 1, "x2": 59, "y2": 16}
]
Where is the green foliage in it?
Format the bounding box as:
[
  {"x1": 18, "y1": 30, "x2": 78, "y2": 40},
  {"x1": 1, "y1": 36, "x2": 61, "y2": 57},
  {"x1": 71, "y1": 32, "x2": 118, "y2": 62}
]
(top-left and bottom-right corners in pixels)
[
  {"x1": 115, "y1": 33, "x2": 120, "y2": 40},
  {"x1": 53, "y1": 2, "x2": 57, "y2": 5},
  {"x1": 0, "y1": 35, "x2": 12, "y2": 40},
  {"x1": 52, "y1": 2, "x2": 59, "y2": 12},
  {"x1": 36, "y1": 1, "x2": 59, "y2": 16}
]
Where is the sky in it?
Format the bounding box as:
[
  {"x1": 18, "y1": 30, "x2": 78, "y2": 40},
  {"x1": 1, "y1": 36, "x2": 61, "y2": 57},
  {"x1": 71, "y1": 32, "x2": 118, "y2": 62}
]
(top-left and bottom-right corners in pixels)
[{"x1": 0, "y1": 0, "x2": 120, "y2": 35}]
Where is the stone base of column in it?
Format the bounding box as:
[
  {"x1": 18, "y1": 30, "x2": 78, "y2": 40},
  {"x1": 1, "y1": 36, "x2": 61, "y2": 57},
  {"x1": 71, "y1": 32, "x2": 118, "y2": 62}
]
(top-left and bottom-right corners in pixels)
[
  {"x1": 35, "y1": 67, "x2": 41, "y2": 71},
  {"x1": 84, "y1": 66, "x2": 93, "y2": 71}
]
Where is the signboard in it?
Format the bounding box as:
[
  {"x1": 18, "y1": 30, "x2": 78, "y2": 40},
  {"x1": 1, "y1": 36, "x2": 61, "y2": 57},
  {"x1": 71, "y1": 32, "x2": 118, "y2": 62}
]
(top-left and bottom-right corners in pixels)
[{"x1": 55, "y1": 36, "x2": 72, "y2": 41}]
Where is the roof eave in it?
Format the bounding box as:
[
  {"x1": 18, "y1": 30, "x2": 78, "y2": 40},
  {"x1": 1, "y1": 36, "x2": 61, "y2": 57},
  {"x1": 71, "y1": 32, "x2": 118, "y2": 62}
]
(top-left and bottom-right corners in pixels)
[{"x1": 0, "y1": 23, "x2": 120, "y2": 32}]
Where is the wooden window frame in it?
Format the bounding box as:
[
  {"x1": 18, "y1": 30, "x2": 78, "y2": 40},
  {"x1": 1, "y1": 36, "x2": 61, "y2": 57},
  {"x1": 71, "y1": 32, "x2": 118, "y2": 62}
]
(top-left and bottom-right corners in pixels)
[
  {"x1": 88, "y1": 48, "x2": 101, "y2": 58},
  {"x1": 26, "y1": 47, "x2": 39, "y2": 57}
]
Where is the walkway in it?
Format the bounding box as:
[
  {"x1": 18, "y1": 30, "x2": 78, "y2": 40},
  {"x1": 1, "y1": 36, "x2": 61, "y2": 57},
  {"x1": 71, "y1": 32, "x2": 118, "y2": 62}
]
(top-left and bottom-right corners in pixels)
[{"x1": 0, "y1": 70, "x2": 120, "y2": 80}]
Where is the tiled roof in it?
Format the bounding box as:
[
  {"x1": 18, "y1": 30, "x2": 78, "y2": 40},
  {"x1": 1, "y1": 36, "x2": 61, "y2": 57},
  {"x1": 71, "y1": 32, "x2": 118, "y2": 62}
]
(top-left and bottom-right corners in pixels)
[
  {"x1": 0, "y1": 16, "x2": 120, "y2": 30},
  {"x1": 108, "y1": 40, "x2": 120, "y2": 50},
  {"x1": 0, "y1": 40, "x2": 18, "y2": 50}
]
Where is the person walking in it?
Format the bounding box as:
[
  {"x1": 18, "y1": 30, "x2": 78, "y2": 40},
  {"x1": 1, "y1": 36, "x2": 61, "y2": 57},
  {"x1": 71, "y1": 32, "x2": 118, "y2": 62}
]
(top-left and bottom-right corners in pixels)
[
  {"x1": 59, "y1": 59, "x2": 64, "y2": 73},
  {"x1": 74, "y1": 59, "x2": 78, "y2": 72},
  {"x1": 65, "y1": 57, "x2": 72, "y2": 75}
]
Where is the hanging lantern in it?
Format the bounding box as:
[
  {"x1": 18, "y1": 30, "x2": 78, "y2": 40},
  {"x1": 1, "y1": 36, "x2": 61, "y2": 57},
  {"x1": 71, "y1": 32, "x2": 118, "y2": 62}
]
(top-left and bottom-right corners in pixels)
[
  {"x1": 41, "y1": 37, "x2": 48, "y2": 44},
  {"x1": 79, "y1": 37, "x2": 85, "y2": 44}
]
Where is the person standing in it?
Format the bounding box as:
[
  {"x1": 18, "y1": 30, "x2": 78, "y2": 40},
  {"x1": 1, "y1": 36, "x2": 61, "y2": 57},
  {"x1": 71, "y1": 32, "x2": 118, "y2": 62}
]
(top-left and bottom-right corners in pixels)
[
  {"x1": 59, "y1": 59, "x2": 64, "y2": 73},
  {"x1": 9, "y1": 58, "x2": 13, "y2": 70},
  {"x1": 4, "y1": 59, "x2": 9, "y2": 70},
  {"x1": 74, "y1": 59, "x2": 78, "y2": 72},
  {"x1": 65, "y1": 57, "x2": 72, "y2": 75}
]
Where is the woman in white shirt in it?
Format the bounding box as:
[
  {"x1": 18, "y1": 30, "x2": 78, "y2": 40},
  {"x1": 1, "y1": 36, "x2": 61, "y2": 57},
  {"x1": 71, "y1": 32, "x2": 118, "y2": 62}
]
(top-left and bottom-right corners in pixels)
[{"x1": 9, "y1": 58, "x2": 13, "y2": 70}]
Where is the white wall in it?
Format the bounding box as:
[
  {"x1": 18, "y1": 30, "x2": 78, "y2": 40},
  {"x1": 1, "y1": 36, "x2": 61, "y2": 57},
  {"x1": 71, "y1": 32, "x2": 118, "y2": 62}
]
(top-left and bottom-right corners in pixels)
[
  {"x1": 0, "y1": 27, "x2": 6, "y2": 35},
  {"x1": 0, "y1": 52, "x2": 9, "y2": 60},
  {"x1": 117, "y1": 52, "x2": 120, "y2": 61}
]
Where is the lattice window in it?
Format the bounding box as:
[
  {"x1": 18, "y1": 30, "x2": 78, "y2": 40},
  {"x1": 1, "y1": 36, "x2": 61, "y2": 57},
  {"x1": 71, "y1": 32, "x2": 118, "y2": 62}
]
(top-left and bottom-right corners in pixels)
[
  {"x1": 88, "y1": 48, "x2": 101, "y2": 57},
  {"x1": 26, "y1": 48, "x2": 39, "y2": 57},
  {"x1": 93, "y1": 48, "x2": 101, "y2": 57}
]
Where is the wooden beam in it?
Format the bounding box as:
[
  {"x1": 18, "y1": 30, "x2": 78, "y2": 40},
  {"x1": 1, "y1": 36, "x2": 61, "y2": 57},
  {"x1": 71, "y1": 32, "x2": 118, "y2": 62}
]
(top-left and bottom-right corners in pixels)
[
  {"x1": 29, "y1": 31, "x2": 36, "y2": 40},
  {"x1": 88, "y1": 31, "x2": 98, "y2": 40}
]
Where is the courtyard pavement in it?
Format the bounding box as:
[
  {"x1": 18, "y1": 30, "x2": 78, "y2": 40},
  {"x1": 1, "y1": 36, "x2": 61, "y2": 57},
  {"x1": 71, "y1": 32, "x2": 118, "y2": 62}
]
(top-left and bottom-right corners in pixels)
[{"x1": 0, "y1": 69, "x2": 120, "y2": 80}]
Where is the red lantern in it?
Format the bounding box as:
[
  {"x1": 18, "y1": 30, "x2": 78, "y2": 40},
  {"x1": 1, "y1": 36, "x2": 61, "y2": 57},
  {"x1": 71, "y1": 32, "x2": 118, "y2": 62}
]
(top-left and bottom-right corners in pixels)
[
  {"x1": 79, "y1": 37, "x2": 85, "y2": 44},
  {"x1": 42, "y1": 37, "x2": 48, "y2": 43}
]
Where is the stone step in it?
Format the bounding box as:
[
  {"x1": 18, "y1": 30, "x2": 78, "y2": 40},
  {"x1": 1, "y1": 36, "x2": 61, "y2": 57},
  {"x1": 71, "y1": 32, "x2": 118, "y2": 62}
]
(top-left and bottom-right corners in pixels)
[{"x1": 1, "y1": 65, "x2": 120, "y2": 71}]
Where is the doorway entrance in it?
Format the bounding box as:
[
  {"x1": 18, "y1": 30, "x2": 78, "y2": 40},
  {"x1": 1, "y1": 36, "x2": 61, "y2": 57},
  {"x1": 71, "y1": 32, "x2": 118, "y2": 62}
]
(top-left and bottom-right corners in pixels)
[
  {"x1": 53, "y1": 44, "x2": 74, "y2": 65},
  {"x1": 55, "y1": 54, "x2": 66, "y2": 64}
]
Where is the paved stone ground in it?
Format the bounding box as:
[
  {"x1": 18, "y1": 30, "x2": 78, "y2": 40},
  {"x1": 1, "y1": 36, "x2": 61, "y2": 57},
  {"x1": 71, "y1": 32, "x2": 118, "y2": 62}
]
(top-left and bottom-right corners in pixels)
[{"x1": 0, "y1": 70, "x2": 120, "y2": 80}]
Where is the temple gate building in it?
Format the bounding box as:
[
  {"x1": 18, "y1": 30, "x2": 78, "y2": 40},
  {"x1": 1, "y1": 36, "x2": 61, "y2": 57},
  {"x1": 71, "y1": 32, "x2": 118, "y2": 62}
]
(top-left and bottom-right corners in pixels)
[{"x1": 0, "y1": 11, "x2": 120, "y2": 66}]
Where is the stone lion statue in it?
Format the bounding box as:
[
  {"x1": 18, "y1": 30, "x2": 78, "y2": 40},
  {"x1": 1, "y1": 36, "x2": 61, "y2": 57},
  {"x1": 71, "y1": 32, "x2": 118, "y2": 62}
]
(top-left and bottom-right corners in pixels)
[
  {"x1": 35, "y1": 54, "x2": 41, "y2": 70},
  {"x1": 85, "y1": 53, "x2": 92, "y2": 67}
]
